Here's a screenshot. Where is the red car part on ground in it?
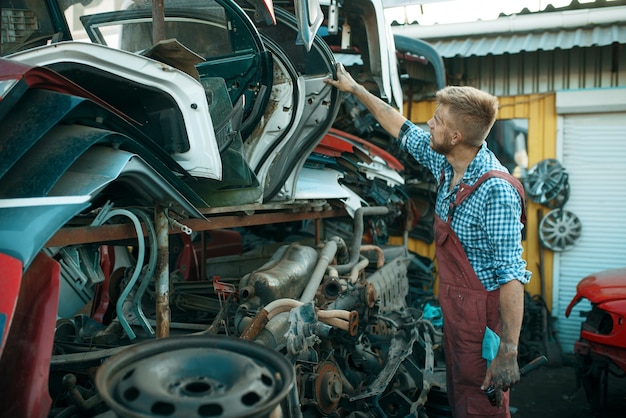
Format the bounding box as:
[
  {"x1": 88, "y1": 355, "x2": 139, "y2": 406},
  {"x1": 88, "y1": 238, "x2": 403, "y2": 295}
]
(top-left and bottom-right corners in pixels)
[{"x1": 565, "y1": 267, "x2": 626, "y2": 413}]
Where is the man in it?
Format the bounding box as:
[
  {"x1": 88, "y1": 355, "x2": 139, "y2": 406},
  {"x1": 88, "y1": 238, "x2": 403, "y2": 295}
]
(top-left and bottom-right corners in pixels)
[{"x1": 325, "y1": 63, "x2": 530, "y2": 417}]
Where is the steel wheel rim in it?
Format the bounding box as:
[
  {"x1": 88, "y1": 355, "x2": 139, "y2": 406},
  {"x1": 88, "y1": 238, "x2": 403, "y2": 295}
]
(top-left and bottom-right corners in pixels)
[{"x1": 96, "y1": 336, "x2": 295, "y2": 418}]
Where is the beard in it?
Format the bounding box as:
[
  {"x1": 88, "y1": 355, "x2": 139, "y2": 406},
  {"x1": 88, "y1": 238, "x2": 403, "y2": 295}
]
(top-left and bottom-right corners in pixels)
[{"x1": 429, "y1": 131, "x2": 454, "y2": 155}]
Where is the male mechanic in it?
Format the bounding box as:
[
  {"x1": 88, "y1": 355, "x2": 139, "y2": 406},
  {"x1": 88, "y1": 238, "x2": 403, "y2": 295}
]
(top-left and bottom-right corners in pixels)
[{"x1": 325, "y1": 63, "x2": 530, "y2": 417}]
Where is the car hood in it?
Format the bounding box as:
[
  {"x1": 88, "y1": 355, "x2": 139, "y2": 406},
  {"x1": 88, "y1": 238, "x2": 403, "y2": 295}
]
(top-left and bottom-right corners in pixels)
[{"x1": 565, "y1": 267, "x2": 626, "y2": 317}]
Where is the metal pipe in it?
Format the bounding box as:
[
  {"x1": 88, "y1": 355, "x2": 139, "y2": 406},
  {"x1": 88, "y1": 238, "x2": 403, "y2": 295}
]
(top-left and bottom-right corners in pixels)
[
  {"x1": 334, "y1": 206, "x2": 389, "y2": 274},
  {"x1": 317, "y1": 309, "x2": 355, "y2": 321},
  {"x1": 240, "y1": 308, "x2": 269, "y2": 341},
  {"x1": 94, "y1": 208, "x2": 145, "y2": 340},
  {"x1": 155, "y1": 206, "x2": 170, "y2": 338},
  {"x1": 299, "y1": 237, "x2": 340, "y2": 303},
  {"x1": 360, "y1": 244, "x2": 385, "y2": 268},
  {"x1": 349, "y1": 255, "x2": 370, "y2": 285},
  {"x1": 319, "y1": 317, "x2": 351, "y2": 334},
  {"x1": 130, "y1": 209, "x2": 157, "y2": 336},
  {"x1": 266, "y1": 298, "x2": 302, "y2": 320},
  {"x1": 240, "y1": 298, "x2": 357, "y2": 340}
]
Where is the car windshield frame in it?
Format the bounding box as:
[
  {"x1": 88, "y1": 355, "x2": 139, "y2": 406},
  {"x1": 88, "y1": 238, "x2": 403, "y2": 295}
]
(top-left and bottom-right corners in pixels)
[{"x1": 75, "y1": 2, "x2": 263, "y2": 58}]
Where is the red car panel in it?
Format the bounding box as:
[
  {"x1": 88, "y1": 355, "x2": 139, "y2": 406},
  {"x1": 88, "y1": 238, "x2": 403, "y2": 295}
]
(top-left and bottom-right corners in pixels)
[{"x1": 0, "y1": 252, "x2": 60, "y2": 418}]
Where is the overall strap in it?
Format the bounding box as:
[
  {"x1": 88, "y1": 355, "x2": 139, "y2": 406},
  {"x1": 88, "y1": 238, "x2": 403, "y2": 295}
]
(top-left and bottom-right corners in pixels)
[{"x1": 450, "y1": 170, "x2": 527, "y2": 223}]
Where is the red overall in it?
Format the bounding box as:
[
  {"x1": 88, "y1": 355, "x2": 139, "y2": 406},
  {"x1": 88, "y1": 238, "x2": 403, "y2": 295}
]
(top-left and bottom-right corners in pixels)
[{"x1": 435, "y1": 171, "x2": 526, "y2": 418}]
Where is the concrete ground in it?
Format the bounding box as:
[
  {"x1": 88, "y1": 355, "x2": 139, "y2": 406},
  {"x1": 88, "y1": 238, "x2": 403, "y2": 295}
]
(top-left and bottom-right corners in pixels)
[{"x1": 510, "y1": 358, "x2": 626, "y2": 417}]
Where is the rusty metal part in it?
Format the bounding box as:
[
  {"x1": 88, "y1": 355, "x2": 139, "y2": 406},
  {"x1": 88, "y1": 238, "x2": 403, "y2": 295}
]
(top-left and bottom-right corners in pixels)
[
  {"x1": 241, "y1": 299, "x2": 358, "y2": 340},
  {"x1": 317, "y1": 309, "x2": 354, "y2": 321},
  {"x1": 155, "y1": 207, "x2": 170, "y2": 338},
  {"x1": 360, "y1": 244, "x2": 385, "y2": 268},
  {"x1": 314, "y1": 362, "x2": 343, "y2": 414},
  {"x1": 46, "y1": 207, "x2": 347, "y2": 247},
  {"x1": 318, "y1": 309, "x2": 359, "y2": 335},
  {"x1": 366, "y1": 283, "x2": 378, "y2": 308},
  {"x1": 61, "y1": 374, "x2": 102, "y2": 412},
  {"x1": 320, "y1": 277, "x2": 342, "y2": 300},
  {"x1": 239, "y1": 308, "x2": 269, "y2": 341},
  {"x1": 318, "y1": 317, "x2": 350, "y2": 335},
  {"x1": 239, "y1": 298, "x2": 301, "y2": 341}
]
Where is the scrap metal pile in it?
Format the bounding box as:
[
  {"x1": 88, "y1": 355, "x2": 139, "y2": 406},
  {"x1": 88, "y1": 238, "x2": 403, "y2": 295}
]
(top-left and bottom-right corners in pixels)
[
  {"x1": 0, "y1": 0, "x2": 445, "y2": 417},
  {"x1": 48, "y1": 208, "x2": 443, "y2": 417}
]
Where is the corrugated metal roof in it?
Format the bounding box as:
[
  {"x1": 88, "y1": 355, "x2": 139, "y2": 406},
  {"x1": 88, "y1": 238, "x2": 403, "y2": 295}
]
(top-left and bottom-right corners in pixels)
[{"x1": 429, "y1": 24, "x2": 626, "y2": 58}]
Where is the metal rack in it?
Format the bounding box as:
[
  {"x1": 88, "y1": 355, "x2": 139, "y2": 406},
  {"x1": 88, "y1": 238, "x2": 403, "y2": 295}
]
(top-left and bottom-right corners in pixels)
[
  {"x1": 45, "y1": 199, "x2": 348, "y2": 338},
  {"x1": 45, "y1": 200, "x2": 347, "y2": 247}
]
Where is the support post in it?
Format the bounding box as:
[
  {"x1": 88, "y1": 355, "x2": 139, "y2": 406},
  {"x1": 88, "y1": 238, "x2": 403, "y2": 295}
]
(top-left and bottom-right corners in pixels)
[
  {"x1": 155, "y1": 205, "x2": 170, "y2": 338},
  {"x1": 152, "y1": 0, "x2": 166, "y2": 44}
]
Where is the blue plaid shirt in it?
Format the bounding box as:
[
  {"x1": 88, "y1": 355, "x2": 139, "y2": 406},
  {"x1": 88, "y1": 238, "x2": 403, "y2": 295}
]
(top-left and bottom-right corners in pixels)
[{"x1": 399, "y1": 121, "x2": 531, "y2": 291}]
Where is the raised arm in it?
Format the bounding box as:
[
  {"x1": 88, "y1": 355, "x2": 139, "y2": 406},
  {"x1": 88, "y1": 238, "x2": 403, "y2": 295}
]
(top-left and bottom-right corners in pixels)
[{"x1": 324, "y1": 63, "x2": 408, "y2": 138}]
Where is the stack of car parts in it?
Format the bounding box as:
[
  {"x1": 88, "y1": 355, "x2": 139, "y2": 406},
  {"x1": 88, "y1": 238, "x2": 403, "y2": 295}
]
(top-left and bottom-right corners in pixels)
[{"x1": 0, "y1": 1, "x2": 442, "y2": 417}]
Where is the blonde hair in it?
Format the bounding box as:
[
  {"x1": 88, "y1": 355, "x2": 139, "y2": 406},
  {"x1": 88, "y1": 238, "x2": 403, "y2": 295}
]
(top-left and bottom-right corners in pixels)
[{"x1": 436, "y1": 86, "x2": 498, "y2": 147}]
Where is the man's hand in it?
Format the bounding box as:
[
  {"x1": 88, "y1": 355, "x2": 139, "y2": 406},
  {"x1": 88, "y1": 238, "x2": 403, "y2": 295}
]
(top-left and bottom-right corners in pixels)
[
  {"x1": 324, "y1": 63, "x2": 361, "y2": 94},
  {"x1": 480, "y1": 279, "x2": 524, "y2": 407},
  {"x1": 481, "y1": 343, "x2": 520, "y2": 407},
  {"x1": 323, "y1": 63, "x2": 407, "y2": 138}
]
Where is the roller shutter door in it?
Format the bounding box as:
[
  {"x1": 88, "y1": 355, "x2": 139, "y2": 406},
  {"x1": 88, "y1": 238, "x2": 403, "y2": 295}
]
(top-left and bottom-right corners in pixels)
[{"x1": 552, "y1": 112, "x2": 626, "y2": 354}]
